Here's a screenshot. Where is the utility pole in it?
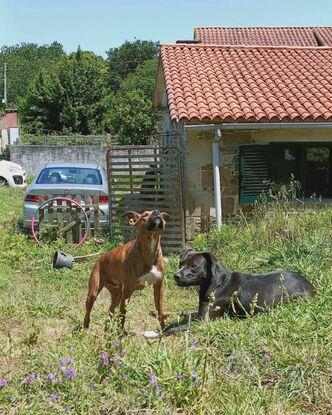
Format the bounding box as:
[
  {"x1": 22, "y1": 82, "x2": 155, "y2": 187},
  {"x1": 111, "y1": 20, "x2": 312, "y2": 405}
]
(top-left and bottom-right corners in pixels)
[{"x1": 3, "y1": 63, "x2": 7, "y2": 105}]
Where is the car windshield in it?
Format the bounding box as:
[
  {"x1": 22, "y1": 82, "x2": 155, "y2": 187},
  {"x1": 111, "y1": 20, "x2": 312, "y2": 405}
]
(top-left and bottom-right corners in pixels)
[{"x1": 37, "y1": 167, "x2": 102, "y2": 185}]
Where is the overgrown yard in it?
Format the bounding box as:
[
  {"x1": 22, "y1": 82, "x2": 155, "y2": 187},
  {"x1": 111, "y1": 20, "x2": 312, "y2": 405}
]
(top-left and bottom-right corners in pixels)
[{"x1": 0, "y1": 187, "x2": 331, "y2": 414}]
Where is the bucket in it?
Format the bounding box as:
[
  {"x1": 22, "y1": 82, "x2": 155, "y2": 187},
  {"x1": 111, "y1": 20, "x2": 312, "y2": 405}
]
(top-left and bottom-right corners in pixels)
[{"x1": 53, "y1": 251, "x2": 75, "y2": 269}]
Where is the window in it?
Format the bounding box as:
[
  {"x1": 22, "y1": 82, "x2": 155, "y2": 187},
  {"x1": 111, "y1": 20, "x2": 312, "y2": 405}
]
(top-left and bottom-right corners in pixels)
[
  {"x1": 239, "y1": 143, "x2": 332, "y2": 202},
  {"x1": 37, "y1": 167, "x2": 102, "y2": 185}
]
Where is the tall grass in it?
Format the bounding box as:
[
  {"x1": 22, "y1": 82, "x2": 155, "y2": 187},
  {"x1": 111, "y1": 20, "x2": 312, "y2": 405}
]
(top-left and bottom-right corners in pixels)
[{"x1": 0, "y1": 187, "x2": 331, "y2": 414}]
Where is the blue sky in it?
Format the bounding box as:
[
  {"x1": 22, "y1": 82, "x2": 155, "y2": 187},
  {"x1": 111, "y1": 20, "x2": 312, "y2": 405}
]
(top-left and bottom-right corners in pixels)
[{"x1": 2, "y1": 0, "x2": 332, "y2": 56}]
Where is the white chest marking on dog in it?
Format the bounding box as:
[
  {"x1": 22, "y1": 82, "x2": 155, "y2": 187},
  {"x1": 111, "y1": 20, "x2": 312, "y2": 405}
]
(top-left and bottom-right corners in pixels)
[{"x1": 138, "y1": 266, "x2": 162, "y2": 286}]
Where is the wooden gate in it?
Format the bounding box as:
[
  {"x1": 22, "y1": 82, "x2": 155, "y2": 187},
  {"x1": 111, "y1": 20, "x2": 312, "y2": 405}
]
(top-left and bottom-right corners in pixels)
[
  {"x1": 107, "y1": 145, "x2": 185, "y2": 254},
  {"x1": 37, "y1": 195, "x2": 101, "y2": 244}
]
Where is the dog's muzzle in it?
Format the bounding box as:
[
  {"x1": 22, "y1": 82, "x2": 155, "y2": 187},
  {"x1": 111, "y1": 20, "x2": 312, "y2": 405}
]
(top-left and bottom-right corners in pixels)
[
  {"x1": 147, "y1": 211, "x2": 163, "y2": 231},
  {"x1": 173, "y1": 270, "x2": 183, "y2": 285}
]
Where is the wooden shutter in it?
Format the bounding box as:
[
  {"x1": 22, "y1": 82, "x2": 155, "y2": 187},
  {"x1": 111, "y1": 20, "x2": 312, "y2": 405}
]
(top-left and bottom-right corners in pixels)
[{"x1": 239, "y1": 145, "x2": 269, "y2": 203}]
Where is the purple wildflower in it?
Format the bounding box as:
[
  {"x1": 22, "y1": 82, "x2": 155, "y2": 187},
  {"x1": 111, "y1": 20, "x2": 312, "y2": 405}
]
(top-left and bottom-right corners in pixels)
[
  {"x1": 114, "y1": 341, "x2": 120, "y2": 349},
  {"x1": 59, "y1": 365, "x2": 68, "y2": 372},
  {"x1": 191, "y1": 371, "x2": 197, "y2": 379},
  {"x1": 69, "y1": 344, "x2": 75, "y2": 350},
  {"x1": 39, "y1": 346, "x2": 45, "y2": 354},
  {"x1": 110, "y1": 367, "x2": 116, "y2": 374},
  {"x1": 0, "y1": 378, "x2": 7, "y2": 388},
  {"x1": 194, "y1": 379, "x2": 201, "y2": 386},
  {"x1": 100, "y1": 353, "x2": 109, "y2": 366},
  {"x1": 64, "y1": 369, "x2": 76, "y2": 379},
  {"x1": 263, "y1": 351, "x2": 271, "y2": 362},
  {"x1": 48, "y1": 373, "x2": 56, "y2": 383},
  {"x1": 22, "y1": 377, "x2": 30, "y2": 385},
  {"x1": 64, "y1": 408, "x2": 72, "y2": 414},
  {"x1": 59, "y1": 357, "x2": 73, "y2": 365},
  {"x1": 308, "y1": 356, "x2": 316, "y2": 363},
  {"x1": 142, "y1": 388, "x2": 147, "y2": 396},
  {"x1": 176, "y1": 374, "x2": 185, "y2": 381},
  {"x1": 153, "y1": 384, "x2": 164, "y2": 395},
  {"x1": 50, "y1": 393, "x2": 58, "y2": 403},
  {"x1": 147, "y1": 369, "x2": 165, "y2": 397},
  {"x1": 119, "y1": 350, "x2": 125, "y2": 358},
  {"x1": 147, "y1": 368, "x2": 157, "y2": 385},
  {"x1": 22, "y1": 372, "x2": 36, "y2": 385},
  {"x1": 190, "y1": 343, "x2": 199, "y2": 350}
]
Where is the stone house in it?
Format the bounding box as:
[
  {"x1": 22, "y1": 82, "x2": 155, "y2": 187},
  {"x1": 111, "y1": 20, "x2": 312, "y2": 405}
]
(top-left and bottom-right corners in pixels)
[{"x1": 153, "y1": 27, "x2": 332, "y2": 239}]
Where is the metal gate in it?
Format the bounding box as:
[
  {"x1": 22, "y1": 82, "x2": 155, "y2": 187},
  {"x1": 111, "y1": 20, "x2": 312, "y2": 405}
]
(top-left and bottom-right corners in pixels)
[{"x1": 107, "y1": 145, "x2": 185, "y2": 254}]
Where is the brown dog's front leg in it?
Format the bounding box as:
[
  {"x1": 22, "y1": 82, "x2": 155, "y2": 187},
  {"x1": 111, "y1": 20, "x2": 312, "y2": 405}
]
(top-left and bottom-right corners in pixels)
[{"x1": 153, "y1": 281, "x2": 164, "y2": 328}]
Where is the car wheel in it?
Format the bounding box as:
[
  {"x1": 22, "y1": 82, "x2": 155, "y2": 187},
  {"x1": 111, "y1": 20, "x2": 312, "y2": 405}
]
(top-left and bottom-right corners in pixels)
[{"x1": 0, "y1": 176, "x2": 8, "y2": 186}]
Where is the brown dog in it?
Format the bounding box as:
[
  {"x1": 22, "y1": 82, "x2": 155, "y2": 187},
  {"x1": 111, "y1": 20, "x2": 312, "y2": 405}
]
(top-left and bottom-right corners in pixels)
[{"x1": 83, "y1": 210, "x2": 170, "y2": 330}]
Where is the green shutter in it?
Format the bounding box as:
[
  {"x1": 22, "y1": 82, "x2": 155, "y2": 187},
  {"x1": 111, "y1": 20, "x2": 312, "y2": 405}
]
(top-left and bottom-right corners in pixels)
[{"x1": 239, "y1": 145, "x2": 270, "y2": 203}]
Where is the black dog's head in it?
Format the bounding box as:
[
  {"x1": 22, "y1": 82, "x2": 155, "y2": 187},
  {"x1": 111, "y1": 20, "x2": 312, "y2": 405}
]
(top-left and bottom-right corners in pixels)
[{"x1": 174, "y1": 249, "x2": 218, "y2": 287}]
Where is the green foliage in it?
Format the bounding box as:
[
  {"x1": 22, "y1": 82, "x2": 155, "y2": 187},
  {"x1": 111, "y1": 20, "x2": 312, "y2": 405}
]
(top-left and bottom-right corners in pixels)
[
  {"x1": 0, "y1": 187, "x2": 331, "y2": 414},
  {"x1": 106, "y1": 40, "x2": 159, "y2": 91},
  {"x1": 20, "y1": 133, "x2": 109, "y2": 146},
  {"x1": 19, "y1": 71, "x2": 61, "y2": 133},
  {"x1": 119, "y1": 59, "x2": 158, "y2": 98},
  {"x1": 0, "y1": 42, "x2": 64, "y2": 107},
  {"x1": 14, "y1": 40, "x2": 160, "y2": 142},
  {"x1": 0, "y1": 145, "x2": 10, "y2": 160},
  {"x1": 20, "y1": 48, "x2": 108, "y2": 135},
  {"x1": 104, "y1": 59, "x2": 160, "y2": 144},
  {"x1": 105, "y1": 89, "x2": 159, "y2": 145}
]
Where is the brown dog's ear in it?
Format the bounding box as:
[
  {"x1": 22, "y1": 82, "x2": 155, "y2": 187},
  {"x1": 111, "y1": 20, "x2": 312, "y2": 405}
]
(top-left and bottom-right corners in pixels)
[
  {"x1": 161, "y1": 212, "x2": 170, "y2": 222},
  {"x1": 122, "y1": 211, "x2": 140, "y2": 226}
]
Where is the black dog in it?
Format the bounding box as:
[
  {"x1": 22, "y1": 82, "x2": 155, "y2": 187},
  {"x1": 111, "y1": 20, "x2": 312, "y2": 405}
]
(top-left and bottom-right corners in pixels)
[{"x1": 174, "y1": 250, "x2": 315, "y2": 319}]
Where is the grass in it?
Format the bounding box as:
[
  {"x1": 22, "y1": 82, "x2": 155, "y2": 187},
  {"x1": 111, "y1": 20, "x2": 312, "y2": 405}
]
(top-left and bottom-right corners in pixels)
[{"x1": 0, "y1": 187, "x2": 331, "y2": 414}]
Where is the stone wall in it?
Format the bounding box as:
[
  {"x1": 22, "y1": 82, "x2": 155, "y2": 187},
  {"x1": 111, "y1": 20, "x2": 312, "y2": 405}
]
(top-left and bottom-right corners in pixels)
[
  {"x1": 184, "y1": 130, "x2": 215, "y2": 240},
  {"x1": 184, "y1": 129, "x2": 250, "y2": 239},
  {"x1": 10, "y1": 145, "x2": 108, "y2": 176}
]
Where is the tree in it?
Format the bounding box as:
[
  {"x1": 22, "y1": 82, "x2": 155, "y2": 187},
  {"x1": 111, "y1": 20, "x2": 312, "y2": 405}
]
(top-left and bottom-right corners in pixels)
[
  {"x1": 19, "y1": 71, "x2": 61, "y2": 133},
  {"x1": 105, "y1": 89, "x2": 159, "y2": 145},
  {"x1": 103, "y1": 58, "x2": 160, "y2": 144},
  {"x1": 0, "y1": 42, "x2": 64, "y2": 107},
  {"x1": 20, "y1": 48, "x2": 108, "y2": 135},
  {"x1": 106, "y1": 40, "x2": 159, "y2": 91},
  {"x1": 120, "y1": 59, "x2": 158, "y2": 98},
  {"x1": 56, "y1": 48, "x2": 108, "y2": 134}
]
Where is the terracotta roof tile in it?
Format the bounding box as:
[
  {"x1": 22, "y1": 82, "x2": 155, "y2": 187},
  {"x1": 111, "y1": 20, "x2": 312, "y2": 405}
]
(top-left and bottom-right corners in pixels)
[
  {"x1": 159, "y1": 44, "x2": 332, "y2": 123},
  {"x1": 194, "y1": 27, "x2": 332, "y2": 46},
  {"x1": 314, "y1": 27, "x2": 332, "y2": 46}
]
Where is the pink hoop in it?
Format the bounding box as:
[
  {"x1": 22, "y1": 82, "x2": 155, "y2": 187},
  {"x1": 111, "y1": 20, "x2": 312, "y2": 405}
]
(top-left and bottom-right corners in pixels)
[{"x1": 31, "y1": 196, "x2": 90, "y2": 248}]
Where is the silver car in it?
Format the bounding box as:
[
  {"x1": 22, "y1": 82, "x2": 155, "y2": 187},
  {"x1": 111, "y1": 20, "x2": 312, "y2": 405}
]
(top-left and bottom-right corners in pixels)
[{"x1": 23, "y1": 163, "x2": 109, "y2": 230}]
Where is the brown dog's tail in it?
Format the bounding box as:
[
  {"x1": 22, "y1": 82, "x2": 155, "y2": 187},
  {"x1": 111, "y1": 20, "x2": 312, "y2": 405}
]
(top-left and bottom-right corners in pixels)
[{"x1": 83, "y1": 261, "x2": 102, "y2": 329}]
